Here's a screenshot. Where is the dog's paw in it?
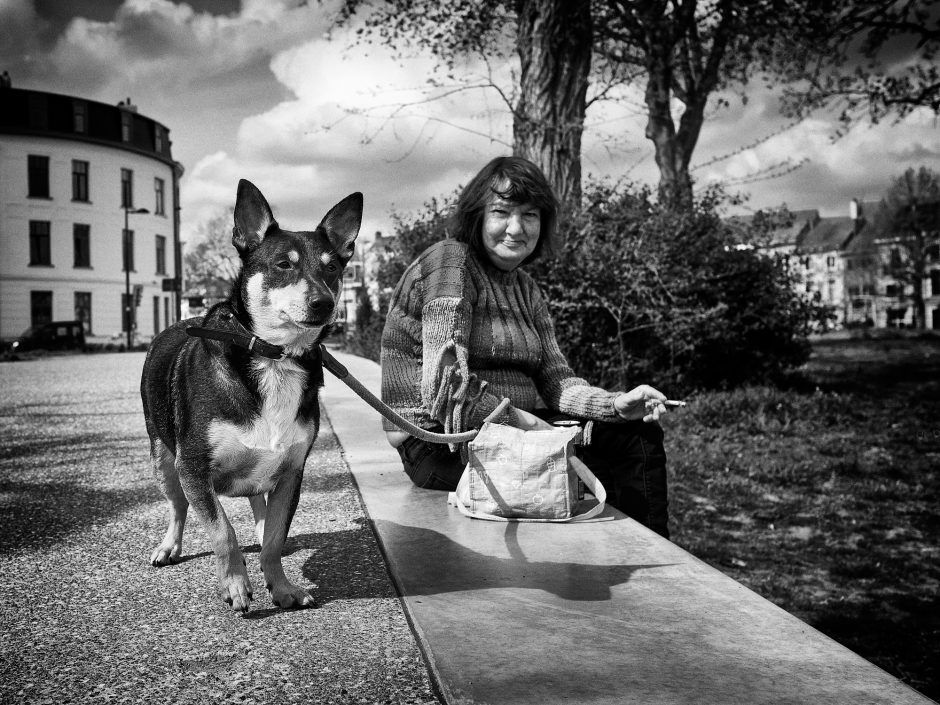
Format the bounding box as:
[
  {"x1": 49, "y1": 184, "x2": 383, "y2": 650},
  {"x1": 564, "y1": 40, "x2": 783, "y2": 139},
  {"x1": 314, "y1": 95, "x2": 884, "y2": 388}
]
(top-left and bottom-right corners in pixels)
[
  {"x1": 150, "y1": 543, "x2": 182, "y2": 567},
  {"x1": 219, "y1": 574, "x2": 254, "y2": 613},
  {"x1": 269, "y1": 580, "x2": 316, "y2": 610}
]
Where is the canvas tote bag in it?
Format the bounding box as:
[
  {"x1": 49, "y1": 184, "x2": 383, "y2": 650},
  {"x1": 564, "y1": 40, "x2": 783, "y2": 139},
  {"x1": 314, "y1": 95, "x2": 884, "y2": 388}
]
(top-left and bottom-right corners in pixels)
[{"x1": 448, "y1": 420, "x2": 607, "y2": 522}]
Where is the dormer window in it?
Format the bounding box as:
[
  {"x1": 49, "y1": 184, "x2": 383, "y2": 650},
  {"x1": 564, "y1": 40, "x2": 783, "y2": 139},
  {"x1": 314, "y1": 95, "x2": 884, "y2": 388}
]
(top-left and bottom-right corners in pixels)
[{"x1": 73, "y1": 100, "x2": 87, "y2": 133}]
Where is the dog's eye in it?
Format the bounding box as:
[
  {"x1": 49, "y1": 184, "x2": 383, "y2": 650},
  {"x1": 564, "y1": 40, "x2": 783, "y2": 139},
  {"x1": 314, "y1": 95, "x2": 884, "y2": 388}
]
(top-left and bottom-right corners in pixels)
[
  {"x1": 276, "y1": 260, "x2": 292, "y2": 270},
  {"x1": 326, "y1": 262, "x2": 338, "y2": 273}
]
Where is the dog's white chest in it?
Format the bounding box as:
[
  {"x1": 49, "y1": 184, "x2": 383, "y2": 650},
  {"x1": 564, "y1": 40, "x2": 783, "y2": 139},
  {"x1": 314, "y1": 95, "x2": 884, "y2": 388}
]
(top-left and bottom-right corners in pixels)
[{"x1": 208, "y1": 358, "x2": 317, "y2": 495}]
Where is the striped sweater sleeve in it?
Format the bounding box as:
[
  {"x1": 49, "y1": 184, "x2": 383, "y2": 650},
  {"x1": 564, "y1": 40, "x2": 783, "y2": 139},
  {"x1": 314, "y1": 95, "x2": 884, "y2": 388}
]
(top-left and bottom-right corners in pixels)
[
  {"x1": 529, "y1": 280, "x2": 622, "y2": 422},
  {"x1": 418, "y1": 243, "x2": 512, "y2": 435}
]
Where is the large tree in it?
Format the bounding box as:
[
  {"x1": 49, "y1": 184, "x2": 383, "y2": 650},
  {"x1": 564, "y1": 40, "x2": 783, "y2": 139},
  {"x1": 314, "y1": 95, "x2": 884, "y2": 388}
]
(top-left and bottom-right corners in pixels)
[
  {"x1": 592, "y1": 1, "x2": 832, "y2": 210},
  {"x1": 335, "y1": 1, "x2": 938, "y2": 212},
  {"x1": 337, "y1": 0, "x2": 592, "y2": 207}
]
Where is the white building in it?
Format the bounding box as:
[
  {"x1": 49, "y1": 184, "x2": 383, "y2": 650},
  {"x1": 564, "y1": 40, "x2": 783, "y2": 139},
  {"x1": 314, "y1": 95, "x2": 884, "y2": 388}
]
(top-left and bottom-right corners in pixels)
[{"x1": 0, "y1": 86, "x2": 183, "y2": 345}]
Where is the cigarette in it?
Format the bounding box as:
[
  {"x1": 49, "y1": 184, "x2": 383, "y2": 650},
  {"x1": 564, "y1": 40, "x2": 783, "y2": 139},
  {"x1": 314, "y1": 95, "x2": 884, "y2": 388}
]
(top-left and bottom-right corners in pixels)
[{"x1": 664, "y1": 400, "x2": 686, "y2": 407}]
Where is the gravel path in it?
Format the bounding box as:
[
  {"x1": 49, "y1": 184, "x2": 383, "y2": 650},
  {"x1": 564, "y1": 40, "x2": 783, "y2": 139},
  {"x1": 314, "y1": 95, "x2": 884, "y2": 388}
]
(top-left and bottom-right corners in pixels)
[{"x1": 0, "y1": 352, "x2": 439, "y2": 704}]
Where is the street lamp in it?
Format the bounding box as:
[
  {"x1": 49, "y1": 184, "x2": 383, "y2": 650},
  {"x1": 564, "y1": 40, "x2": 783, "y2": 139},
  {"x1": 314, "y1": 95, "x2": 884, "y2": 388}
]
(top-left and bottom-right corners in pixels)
[{"x1": 123, "y1": 206, "x2": 149, "y2": 350}]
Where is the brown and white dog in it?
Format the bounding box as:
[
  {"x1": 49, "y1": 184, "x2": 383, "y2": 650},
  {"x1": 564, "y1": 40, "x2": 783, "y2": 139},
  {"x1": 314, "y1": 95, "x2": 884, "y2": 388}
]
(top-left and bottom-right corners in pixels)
[{"x1": 140, "y1": 179, "x2": 362, "y2": 612}]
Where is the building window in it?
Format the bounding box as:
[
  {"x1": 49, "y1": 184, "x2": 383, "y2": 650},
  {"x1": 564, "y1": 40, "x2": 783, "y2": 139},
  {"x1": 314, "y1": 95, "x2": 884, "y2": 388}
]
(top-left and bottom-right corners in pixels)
[
  {"x1": 155, "y1": 126, "x2": 164, "y2": 153},
  {"x1": 31, "y1": 291, "x2": 53, "y2": 327},
  {"x1": 121, "y1": 111, "x2": 132, "y2": 142},
  {"x1": 75, "y1": 292, "x2": 92, "y2": 334},
  {"x1": 121, "y1": 168, "x2": 133, "y2": 208},
  {"x1": 155, "y1": 235, "x2": 167, "y2": 275},
  {"x1": 890, "y1": 247, "x2": 903, "y2": 270},
  {"x1": 29, "y1": 221, "x2": 52, "y2": 265},
  {"x1": 153, "y1": 296, "x2": 160, "y2": 335},
  {"x1": 154, "y1": 178, "x2": 165, "y2": 215},
  {"x1": 123, "y1": 229, "x2": 135, "y2": 272},
  {"x1": 73, "y1": 100, "x2": 88, "y2": 133},
  {"x1": 72, "y1": 160, "x2": 89, "y2": 202},
  {"x1": 28, "y1": 155, "x2": 50, "y2": 198},
  {"x1": 932, "y1": 270, "x2": 940, "y2": 298},
  {"x1": 886, "y1": 284, "x2": 899, "y2": 297},
  {"x1": 164, "y1": 296, "x2": 170, "y2": 329},
  {"x1": 74, "y1": 224, "x2": 91, "y2": 267},
  {"x1": 826, "y1": 256, "x2": 835, "y2": 268}
]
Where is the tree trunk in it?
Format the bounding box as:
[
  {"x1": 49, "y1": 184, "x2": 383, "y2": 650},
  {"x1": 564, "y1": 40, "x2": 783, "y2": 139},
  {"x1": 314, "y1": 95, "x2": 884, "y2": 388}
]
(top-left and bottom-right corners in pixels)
[
  {"x1": 643, "y1": 29, "x2": 703, "y2": 212},
  {"x1": 513, "y1": 0, "x2": 592, "y2": 209}
]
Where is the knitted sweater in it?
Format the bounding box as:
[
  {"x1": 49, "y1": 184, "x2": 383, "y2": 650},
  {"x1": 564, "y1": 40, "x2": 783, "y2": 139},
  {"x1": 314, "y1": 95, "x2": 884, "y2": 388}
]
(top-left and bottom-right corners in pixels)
[{"x1": 380, "y1": 239, "x2": 622, "y2": 435}]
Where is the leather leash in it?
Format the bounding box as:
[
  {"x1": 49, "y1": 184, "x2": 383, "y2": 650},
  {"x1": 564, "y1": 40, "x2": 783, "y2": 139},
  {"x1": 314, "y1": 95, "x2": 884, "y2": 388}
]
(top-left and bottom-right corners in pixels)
[{"x1": 185, "y1": 320, "x2": 507, "y2": 444}]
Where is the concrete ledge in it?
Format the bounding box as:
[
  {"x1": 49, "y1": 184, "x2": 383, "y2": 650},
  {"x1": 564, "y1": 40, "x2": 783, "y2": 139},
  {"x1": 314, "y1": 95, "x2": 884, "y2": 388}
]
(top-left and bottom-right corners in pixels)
[{"x1": 321, "y1": 350, "x2": 933, "y2": 705}]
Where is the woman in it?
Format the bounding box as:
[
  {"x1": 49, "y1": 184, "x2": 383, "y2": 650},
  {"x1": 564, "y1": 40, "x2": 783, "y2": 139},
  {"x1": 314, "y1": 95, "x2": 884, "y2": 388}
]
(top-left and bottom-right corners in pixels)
[{"x1": 380, "y1": 156, "x2": 671, "y2": 537}]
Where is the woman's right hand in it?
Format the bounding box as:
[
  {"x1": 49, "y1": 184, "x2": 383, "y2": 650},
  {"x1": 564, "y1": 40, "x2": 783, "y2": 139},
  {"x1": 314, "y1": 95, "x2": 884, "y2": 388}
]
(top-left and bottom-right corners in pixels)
[{"x1": 510, "y1": 407, "x2": 554, "y2": 431}]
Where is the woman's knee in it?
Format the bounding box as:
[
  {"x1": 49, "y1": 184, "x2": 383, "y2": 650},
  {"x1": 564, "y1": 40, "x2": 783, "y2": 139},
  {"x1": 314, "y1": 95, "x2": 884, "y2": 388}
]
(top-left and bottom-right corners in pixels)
[{"x1": 396, "y1": 436, "x2": 464, "y2": 491}]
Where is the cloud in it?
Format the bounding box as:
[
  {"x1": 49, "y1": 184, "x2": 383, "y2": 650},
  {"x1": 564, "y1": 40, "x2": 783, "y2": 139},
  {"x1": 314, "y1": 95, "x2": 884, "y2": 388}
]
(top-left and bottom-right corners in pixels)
[
  {"x1": 7, "y1": 0, "x2": 341, "y2": 99},
  {"x1": 0, "y1": 0, "x2": 47, "y2": 69},
  {"x1": 181, "y1": 29, "x2": 516, "y2": 246}
]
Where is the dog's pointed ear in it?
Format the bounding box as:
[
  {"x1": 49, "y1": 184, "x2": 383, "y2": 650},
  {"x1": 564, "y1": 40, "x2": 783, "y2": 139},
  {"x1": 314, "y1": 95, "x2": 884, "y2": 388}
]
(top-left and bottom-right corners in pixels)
[
  {"x1": 319, "y1": 192, "x2": 363, "y2": 261},
  {"x1": 233, "y1": 179, "x2": 277, "y2": 254}
]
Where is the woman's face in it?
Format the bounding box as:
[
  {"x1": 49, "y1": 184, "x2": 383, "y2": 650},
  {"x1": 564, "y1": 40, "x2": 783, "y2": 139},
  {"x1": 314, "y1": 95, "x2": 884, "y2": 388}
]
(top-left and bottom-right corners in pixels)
[{"x1": 481, "y1": 194, "x2": 541, "y2": 271}]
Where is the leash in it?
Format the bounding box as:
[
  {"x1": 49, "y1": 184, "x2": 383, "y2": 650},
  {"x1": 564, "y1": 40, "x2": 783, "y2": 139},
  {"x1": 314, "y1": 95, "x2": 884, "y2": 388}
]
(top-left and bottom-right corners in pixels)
[
  {"x1": 318, "y1": 344, "x2": 509, "y2": 444},
  {"x1": 185, "y1": 318, "x2": 507, "y2": 444}
]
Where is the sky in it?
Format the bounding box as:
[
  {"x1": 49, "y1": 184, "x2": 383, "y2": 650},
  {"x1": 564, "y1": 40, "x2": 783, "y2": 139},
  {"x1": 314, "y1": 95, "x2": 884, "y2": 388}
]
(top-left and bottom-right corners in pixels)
[{"x1": 3, "y1": 0, "x2": 940, "y2": 250}]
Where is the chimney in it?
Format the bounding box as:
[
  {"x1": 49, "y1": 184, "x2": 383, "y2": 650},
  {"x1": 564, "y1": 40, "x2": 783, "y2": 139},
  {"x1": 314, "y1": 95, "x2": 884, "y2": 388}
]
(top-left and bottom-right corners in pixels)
[{"x1": 849, "y1": 198, "x2": 860, "y2": 220}]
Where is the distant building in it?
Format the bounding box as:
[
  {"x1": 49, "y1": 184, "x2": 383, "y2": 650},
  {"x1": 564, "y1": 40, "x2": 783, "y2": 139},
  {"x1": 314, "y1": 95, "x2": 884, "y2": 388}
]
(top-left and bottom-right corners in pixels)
[
  {"x1": 338, "y1": 248, "x2": 365, "y2": 329},
  {"x1": 748, "y1": 198, "x2": 940, "y2": 330},
  {"x1": 334, "y1": 231, "x2": 395, "y2": 332},
  {"x1": 0, "y1": 86, "x2": 183, "y2": 343},
  {"x1": 362, "y1": 230, "x2": 397, "y2": 309}
]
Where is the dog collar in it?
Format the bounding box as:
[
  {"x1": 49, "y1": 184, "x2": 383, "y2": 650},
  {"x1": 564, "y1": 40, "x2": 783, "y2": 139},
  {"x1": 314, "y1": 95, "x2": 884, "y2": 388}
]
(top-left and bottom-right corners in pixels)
[{"x1": 186, "y1": 311, "x2": 285, "y2": 360}]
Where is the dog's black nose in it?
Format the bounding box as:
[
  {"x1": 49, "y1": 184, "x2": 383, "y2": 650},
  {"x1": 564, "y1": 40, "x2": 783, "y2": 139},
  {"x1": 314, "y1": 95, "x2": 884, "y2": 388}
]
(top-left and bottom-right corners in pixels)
[{"x1": 307, "y1": 296, "x2": 333, "y2": 323}]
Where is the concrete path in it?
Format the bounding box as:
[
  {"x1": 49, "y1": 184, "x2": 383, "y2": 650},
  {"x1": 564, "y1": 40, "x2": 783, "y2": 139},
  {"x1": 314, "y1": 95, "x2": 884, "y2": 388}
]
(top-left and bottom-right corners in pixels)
[
  {"x1": 322, "y1": 350, "x2": 936, "y2": 705},
  {"x1": 0, "y1": 352, "x2": 438, "y2": 705}
]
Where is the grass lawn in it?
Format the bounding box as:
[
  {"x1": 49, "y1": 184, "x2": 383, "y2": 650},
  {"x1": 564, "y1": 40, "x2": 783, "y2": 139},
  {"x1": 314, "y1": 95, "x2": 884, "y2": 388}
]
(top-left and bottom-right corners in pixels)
[{"x1": 666, "y1": 335, "x2": 940, "y2": 700}]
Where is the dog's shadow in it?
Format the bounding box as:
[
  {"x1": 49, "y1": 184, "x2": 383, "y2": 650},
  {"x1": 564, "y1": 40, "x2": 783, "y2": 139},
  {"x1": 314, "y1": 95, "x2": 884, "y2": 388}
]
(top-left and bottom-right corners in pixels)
[{"x1": 190, "y1": 517, "x2": 671, "y2": 619}]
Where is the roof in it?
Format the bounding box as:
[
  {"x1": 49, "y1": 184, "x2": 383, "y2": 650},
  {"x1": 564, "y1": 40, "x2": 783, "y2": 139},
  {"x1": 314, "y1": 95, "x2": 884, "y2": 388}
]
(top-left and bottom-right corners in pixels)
[
  {"x1": 773, "y1": 209, "x2": 820, "y2": 248},
  {"x1": 796, "y1": 216, "x2": 856, "y2": 253},
  {"x1": 0, "y1": 87, "x2": 176, "y2": 167}
]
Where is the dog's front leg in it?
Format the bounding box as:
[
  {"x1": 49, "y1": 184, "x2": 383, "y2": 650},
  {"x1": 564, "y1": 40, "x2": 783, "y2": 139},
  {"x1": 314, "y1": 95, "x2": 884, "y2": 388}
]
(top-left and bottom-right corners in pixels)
[
  {"x1": 178, "y1": 466, "x2": 253, "y2": 612},
  {"x1": 261, "y1": 466, "x2": 315, "y2": 608}
]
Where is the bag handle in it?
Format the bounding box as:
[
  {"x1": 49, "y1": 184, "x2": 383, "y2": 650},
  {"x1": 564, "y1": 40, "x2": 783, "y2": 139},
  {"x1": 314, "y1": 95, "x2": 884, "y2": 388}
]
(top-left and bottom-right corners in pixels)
[{"x1": 448, "y1": 454, "x2": 607, "y2": 523}]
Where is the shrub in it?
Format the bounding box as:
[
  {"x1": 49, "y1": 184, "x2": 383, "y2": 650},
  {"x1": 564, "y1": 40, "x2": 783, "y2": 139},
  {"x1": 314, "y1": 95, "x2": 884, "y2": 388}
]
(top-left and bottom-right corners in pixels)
[{"x1": 531, "y1": 182, "x2": 823, "y2": 391}]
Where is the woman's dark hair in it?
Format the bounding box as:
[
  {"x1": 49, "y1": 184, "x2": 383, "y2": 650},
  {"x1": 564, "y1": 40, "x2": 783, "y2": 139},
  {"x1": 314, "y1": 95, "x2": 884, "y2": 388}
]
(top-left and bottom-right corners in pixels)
[{"x1": 451, "y1": 155, "x2": 559, "y2": 264}]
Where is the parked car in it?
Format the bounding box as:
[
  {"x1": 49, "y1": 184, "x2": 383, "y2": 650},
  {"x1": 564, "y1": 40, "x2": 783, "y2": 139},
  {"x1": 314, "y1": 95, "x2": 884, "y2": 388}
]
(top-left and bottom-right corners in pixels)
[{"x1": 9, "y1": 321, "x2": 87, "y2": 353}]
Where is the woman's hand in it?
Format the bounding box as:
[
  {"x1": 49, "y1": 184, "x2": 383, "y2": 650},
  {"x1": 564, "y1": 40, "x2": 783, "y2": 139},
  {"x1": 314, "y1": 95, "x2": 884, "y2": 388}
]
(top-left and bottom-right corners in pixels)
[
  {"x1": 509, "y1": 407, "x2": 554, "y2": 431},
  {"x1": 614, "y1": 385, "x2": 668, "y2": 423}
]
